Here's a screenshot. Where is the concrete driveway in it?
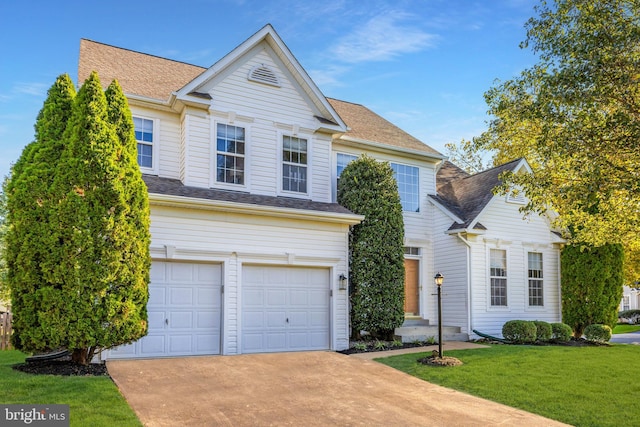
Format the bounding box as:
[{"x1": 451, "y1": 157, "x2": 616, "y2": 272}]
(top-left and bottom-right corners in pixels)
[
  {"x1": 610, "y1": 331, "x2": 640, "y2": 344},
  {"x1": 107, "y1": 351, "x2": 568, "y2": 426}
]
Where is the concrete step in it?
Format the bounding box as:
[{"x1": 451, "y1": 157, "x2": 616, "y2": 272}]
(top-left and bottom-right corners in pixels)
[
  {"x1": 394, "y1": 325, "x2": 468, "y2": 343},
  {"x1": 402, "y1": 318, "x2": 430, "y2": 327}
]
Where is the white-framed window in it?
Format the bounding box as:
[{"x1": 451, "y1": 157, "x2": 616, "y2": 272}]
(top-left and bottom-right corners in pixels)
[
  {"x1": 216, "y1": 123, "x2": 245, "y2": 185},
  {"x1": 490, "y1": 249, "x2": 508, "y2": 306},
  {"x1": 623, "y1": 296, "x2": 630, "y2": 311},
  {"x1": 282, "y1": 135, "x2": 308, "y2": 194},
  {"x1": 133, "y1": 116, "x2": 156, "y2": 173},
  {"x1": 390, "y1": 163, "x2": 420, "y2": 212},
  {"x1": 528, "y1": 252, "x2": 544, "y2": 307},
  {"x1": 404, "y1": 247, "x2": 421, "y2": 256}
]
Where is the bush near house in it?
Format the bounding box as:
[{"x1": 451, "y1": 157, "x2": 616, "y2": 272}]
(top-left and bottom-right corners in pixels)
[
  {"x1": 502, "y1": 320, "x2": 537, "y2": 343},
  {"x1": 561, "y1": 243, "x2": 624, "y2": 338},
  {"x1": 584, "y1": 324, "x2": 612, "y2": 343},
  {"x1": 619, "y1": 309, "x2": 640, "y2": 324},
  {"x1": 550, "y1": 322, "x2": 572, "y2": 342},
  {"x1": 533, "y1": 320, "x2": 552, "y2": 342},
  {"x1": 337, "y1": 155, "x2": 405, "y2": 340}
]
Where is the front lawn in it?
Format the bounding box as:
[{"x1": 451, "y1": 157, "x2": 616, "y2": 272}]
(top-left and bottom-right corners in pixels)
[
  {"x1": 378, "y1": 345, "x2": 640, "y2": 427},
  {"x1": 613, "y1": 324, "x2": 640, "y2": 334},
  {"x1": 0, "y1": 351, "x2": 141, "y2": 427}
]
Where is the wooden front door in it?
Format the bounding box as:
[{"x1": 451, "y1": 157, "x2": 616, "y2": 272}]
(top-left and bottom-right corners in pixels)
[{"x1": 404, "y1": 259, "x2": 419, "y2": 315}]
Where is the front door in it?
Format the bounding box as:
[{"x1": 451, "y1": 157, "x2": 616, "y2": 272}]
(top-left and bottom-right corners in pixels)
[{"x1": 404, "y1": 259, "x2": 419, "y2": 315}]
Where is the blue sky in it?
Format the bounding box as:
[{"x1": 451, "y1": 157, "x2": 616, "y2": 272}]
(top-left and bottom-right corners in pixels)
[{"x1": 0, "y1": 0, "x2": 538, "y2": 180}]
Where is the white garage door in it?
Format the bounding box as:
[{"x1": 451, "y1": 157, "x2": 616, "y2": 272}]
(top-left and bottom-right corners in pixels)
[
  {"x1": 109, "y1": 261, "x2": 222, "y2": 359},
  {"x1": 242, "y1": 266, "x2": 330, "y2": 353}
]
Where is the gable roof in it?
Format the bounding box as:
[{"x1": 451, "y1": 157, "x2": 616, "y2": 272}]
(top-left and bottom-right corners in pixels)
[
  {"x1": 328, "y1": 98, "x2": 443, "y2": 157},
  {"x1": 79, "y1": 39, "x2": 206, "y2": 100},
  {"x1": 430, "y1": 158, "x2": 526, "y2": 231}
]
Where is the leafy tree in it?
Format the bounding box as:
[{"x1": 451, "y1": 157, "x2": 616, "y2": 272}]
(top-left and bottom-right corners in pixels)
[
  {"x1": 6, "y1": 74, "x2": 76, "y2": 349},
  {"x1": 0, "y1": 177, "x2": 9, "y2": 304},
  {"x1": 444, "y1": 139, "x2": 492, "y2": 174},
  {"x1": 473, "y1": 0, "x2": 640, "y2": 281},
  {"x1": 338, "y1": 155, "x2": 405, "y2": 340},
  {"x1": 561, "y1": 243, "x2": 624, "y2": 337}
]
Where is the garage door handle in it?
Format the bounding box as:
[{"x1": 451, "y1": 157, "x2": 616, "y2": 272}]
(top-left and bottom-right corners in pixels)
[
  {"x1": 286, "y1": 318, "x2": 289, "y2": 323},
  {"x1": 165, "y1": 319, "x2": 169, "y2": 325}
]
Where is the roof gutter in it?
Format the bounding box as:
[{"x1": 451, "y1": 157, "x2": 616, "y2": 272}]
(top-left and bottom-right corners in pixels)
[
  {"x1": 335, "y1": 136, "x2": 447, "y2": 162},
  {"x1": 148, "y1": 192, "x2": 364, "y2": 225}
]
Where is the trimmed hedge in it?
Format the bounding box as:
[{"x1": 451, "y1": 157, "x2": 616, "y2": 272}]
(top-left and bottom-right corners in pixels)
[
  {"x1": 551, "y1": 322, "x2": 573, "y2": 342},
  {"x1": 584, "y1": 324, "x2": 612, "y2": 343},
  {"x1": 533, "y1": 320, "x2": 552, "y2": 342},
  {"x1": 502, "y1": 320, "x2": 537, "y2": 343}
]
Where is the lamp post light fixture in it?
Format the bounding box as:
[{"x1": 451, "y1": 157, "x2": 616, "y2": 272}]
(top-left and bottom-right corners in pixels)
[{"x1": 434, "y1": 272, "x2": 444, "y2": 358}]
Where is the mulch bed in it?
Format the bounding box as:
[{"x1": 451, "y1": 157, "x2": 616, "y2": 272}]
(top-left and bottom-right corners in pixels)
[
  {"x1": 337, "y1": 341, "x2": 432, "y2": 355},
  {"x1": 13, "y1": 354, "x2": 108, "y2": 377}
]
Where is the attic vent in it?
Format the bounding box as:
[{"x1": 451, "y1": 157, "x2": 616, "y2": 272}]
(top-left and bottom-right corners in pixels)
[
  {"x1": 248, "y1": 64, "x2": 280, "y2": 87},
  {"x1": 506, "y1": 190, "x2": 526, "y2": 204}
]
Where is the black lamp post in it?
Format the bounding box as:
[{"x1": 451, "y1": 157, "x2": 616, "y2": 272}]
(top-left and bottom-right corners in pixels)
[{"x1": 434, "y1": 272, "x2": 444, "y2": 358}]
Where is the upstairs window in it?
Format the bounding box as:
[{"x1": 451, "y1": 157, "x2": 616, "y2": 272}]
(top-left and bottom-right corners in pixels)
[
  {"x1": 216, "y1": 123, "x2": 245, "y2": 185},
  {"x1": 134, "y1": 117, "x2": 154, "y2": 170},
  {"x1": 528, "y1": 252, "x2": 544, "y2": 306},
  {"x1": 282, "y1": 135, "x2": 307, "y2": 193},
  {"x1": 391, "y1": 163, "x2": 420, "y2": 212},
  {"x1": 490, "y1": 249, "x2": 507, "y2": 306}
]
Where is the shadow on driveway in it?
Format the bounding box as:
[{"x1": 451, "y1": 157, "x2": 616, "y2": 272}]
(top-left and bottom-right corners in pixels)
[{"x1": 107, "y1": 351, "x2": 569, "y2": 426}]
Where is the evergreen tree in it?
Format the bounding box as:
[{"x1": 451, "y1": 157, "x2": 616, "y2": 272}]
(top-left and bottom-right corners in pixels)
[
  {"x1": 338, "y1": 155, "x2": 405, "y2": 339},
  {"x1": 49, "y1": 72, "x2": 149, "y2": 364},
  {"x1": 561, "y1": 243, "x2": 624, "y2": 337},
  {"x1": 6, "y1": 74, "x2": 76, "y2": 350}
]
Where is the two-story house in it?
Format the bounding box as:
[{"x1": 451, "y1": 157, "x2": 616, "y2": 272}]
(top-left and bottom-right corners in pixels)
[{"x1": 78, "y1": 24, "x2": 563, "y2": 358}]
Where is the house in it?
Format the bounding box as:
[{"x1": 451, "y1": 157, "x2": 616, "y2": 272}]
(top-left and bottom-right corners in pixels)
[
  {"x1": 77, "y1": 24, "x2": 563, "y2": 358},
  {"x1": 620, "y1": 286, "x2": 640, "y2": 312},
  {"x1": 429, "y1": 160, "x2": 565, "y2": 337}
]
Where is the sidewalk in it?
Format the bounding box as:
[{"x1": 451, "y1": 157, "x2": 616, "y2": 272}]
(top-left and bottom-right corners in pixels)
[{"x1": 350, "y1": 341, "x2": 488, "y2": 360}]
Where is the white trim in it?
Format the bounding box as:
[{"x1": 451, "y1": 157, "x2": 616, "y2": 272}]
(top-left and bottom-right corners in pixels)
[
  {"x1": 278, "y1": 130, "x2": 312, "y2": 198},
  {"x1": 336, "y1": 135, "x2": 446, "y2": 161},
  {"x1": 486, "y1": 245, "x2": 510, "y2": 311},
  {"x1": 427, "y1": 197, "x2": 465, "y2": 224},
  {"x1": 133, "y1": 115, "x2": 159, "y2": 175},
  {"x1": 524, "y1": 250, "x2": 546, "y2": 311},
  {"x1": 210, "y1": 119, "x2": 251, "y2": 191}
]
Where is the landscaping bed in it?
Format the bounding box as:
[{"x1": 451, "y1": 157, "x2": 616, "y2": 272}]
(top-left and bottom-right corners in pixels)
[
  {"x1": 14, "y1": 359, "x2": 108, "y2": 376},
  {"x1": 337, "y1": 339, "x2": 436, "y2": 355}
]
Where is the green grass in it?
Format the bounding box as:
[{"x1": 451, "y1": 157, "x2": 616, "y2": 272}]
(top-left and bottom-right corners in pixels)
[
  {"x1": 378, "y1": 345, "x2": 640, "y2": 427},
  {"x1": 613, "y1": 324, "x2": 640, "y2": 334},
  {"x1": 0, "y1": 350, "x2": 141, "y2": 427}
]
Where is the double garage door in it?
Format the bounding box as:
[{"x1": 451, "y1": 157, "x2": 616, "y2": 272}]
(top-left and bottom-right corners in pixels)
[{"x1": 109, "y1": 262, "x2": 330, "y2": 358}]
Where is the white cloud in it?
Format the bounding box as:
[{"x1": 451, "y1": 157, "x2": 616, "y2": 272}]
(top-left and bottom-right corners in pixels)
[
  {"x1": 330, "y1": 11, "x2": 437, "y2": 63},
  {"x1": 13, "y1": 82, "x2": 48, "y2": 97}
]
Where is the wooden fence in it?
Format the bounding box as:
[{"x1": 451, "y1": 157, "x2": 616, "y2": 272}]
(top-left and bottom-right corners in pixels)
[{"x1": 0, "y1": 312, "x2": 12, "y2": 350}]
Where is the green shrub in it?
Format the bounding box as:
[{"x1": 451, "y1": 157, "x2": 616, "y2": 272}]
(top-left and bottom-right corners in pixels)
[
  {"x1": 533, "y1": 321, "x2": 552, "y2": 342},
  {"x1": 551, "y1": 322, "x2": 573, "y2": 342},
  {"x1": 619, "y1": 309, "x2": 640, "y2": 324},
  {"x1": 502, "y1": 320, "x2": 537, "y2": 343},
  {"x1": 584, "y1": 324, "x2": 612, "y2": 343}
]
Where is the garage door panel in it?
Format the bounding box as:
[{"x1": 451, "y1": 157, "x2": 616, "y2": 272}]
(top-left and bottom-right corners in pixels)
[
  {"x1": 242, "y1": 266, "x2": 329, "y2": 354},
  {"x1": 109, "y1": 261, "x2": 222, "y2": 359}
]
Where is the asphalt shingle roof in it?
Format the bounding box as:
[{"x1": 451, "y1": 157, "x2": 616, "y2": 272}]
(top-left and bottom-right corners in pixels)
[
  {"x1": 431, "y1": 159, "x2": 523, "y2": 230},
  {"x1": 143, "y1": 175, "x2": 354, "y2": 215}
]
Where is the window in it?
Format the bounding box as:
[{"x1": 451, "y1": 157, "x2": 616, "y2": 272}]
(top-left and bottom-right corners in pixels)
[
  {"x1": 490, "y1": 249, "x2": 507, "y2": 306},
  {"x1": 404, "y1": 247, "x2": 421, "y2": 256},
  {"x1": 282, "y1": 135, "x2": 307, "y2": 193},
  {"x1": 337, "y1": 153, "x2": 358, "y2": 177},
  {"x1": 216, "y1": 123, "x2": 245, "y2": 185},
  {"x1": 134, "y1": 117, "x2": 154, "y2": 170},
  {"x1": 391, "y1": 163, "x2": 420, "y2": 212},
  {"x1": 623, "y1": 296, "x2": 630, "y2": 311},
  {"x1": 528, "y1": 252, "x2": 544, "y2": 307}
]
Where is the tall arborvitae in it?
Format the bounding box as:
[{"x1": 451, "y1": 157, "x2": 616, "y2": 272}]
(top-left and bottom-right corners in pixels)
[
  {"x1": 561, "y1": 243, "x2": 625, "y2": 337},
  {"x1": 6, "y1": 74, "x2": 76, "y2": 350},
  {"x1": 47, "y1": 71, "x2": 147, "y2": 364},
  {"x1": 103, "y1": 80, "x2": 150, "y2": 352},
  {"x1": 338, "y1": 155, "x2": 405, "y2": 340}
]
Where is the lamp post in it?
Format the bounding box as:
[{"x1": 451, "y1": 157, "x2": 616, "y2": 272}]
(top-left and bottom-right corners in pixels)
[{"x1": 434, "y1": 272, "x2": 444, "y2": 358}]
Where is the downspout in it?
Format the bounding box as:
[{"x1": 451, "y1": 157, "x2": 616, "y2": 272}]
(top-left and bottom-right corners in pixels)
[{"x1": 456, "y1": 233, "x2": 472, "y2": 337}]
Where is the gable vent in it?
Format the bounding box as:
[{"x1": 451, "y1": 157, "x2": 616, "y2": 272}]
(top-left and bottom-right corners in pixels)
[
  {"x1": 248, "y1": 64, "x2": 280, "y2": 87},
  {"x1": 506, "y1": 191, "x2": 526, "y2": 204}
]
